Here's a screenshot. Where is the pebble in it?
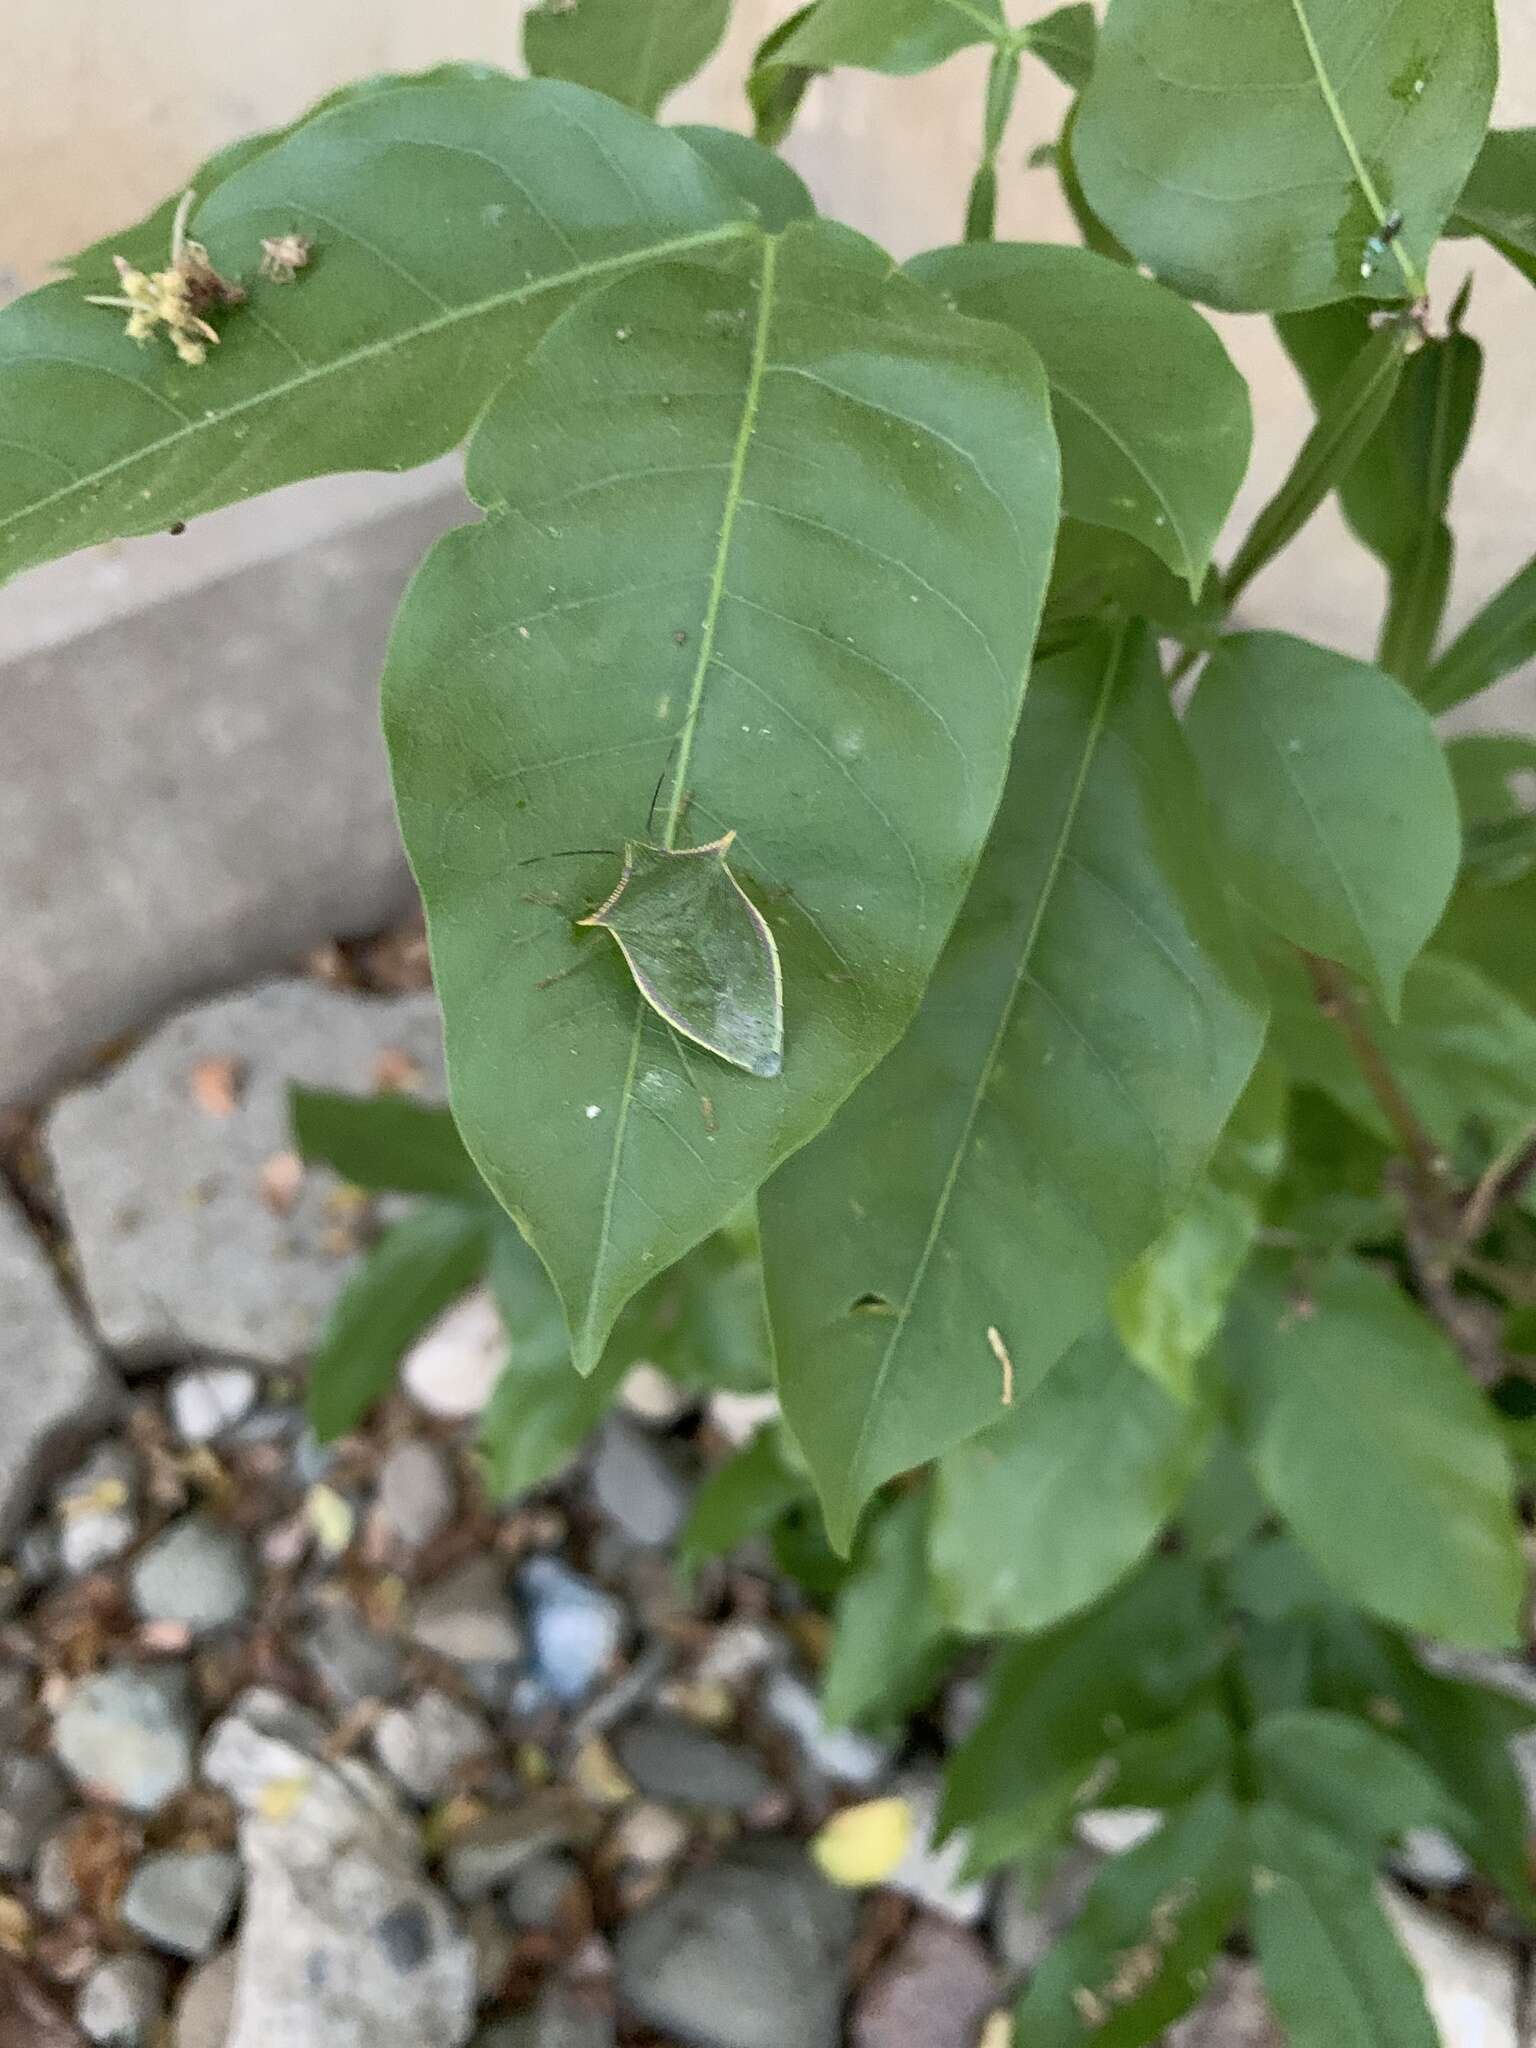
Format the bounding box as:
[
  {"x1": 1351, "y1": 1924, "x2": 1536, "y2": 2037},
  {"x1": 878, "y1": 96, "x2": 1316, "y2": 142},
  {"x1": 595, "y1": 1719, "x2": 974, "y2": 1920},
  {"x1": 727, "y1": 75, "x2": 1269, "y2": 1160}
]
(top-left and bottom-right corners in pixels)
[
  {"x1": 616, "y1": 1839, "x2": 857, "y2": 2048},
  {"x1": 0, "y1": 1752, "x2": 68, "y2": 1876},
  {"x1": 1077, "y1": 1807, "x2": 1162, "y2": 1856},
  {"x1": 443, "y1": 1795, "x2": 601, "y2": 1903},
  {"x1": 1167, "y1": 1959, "x2": 1285, "y2": 2045},
  {"x1": 708, "y1": 1390, "x2": 781, "y2": 1446},
  {"x1": 33, "y1": 1825, "x2": 82, "y2": 1919},
  {"x1": 1384, "y1": 1887, "x2": 1520, "y2": 2048},
  {"x1": 993, "y1": 1848, "x2": 1100, "y2": 1977},
  {"x1": 520, "y1": 1557, "x2": 626, "y2": 1704},
  {"x1": 1394, "y1": 1827, "x2": 1474, "y2": 1889},
  {"x1": 885, "y1": 1778, "x2": 989, "y2": 1925},
  {"x1": 52, "y1": 1664, "x2": 196, "y2": 1813},
  {"x1": 77, "y1": 1955, "x2": 167, "y2": 2047},
  {"x1": 121, "y1": 1847, "x2": 242, "y2": 1958},
  {"x1": 609, "y1": 1801, "x2": 690, "y2": 1870},
  {"x1": 476, "y1": 1990, "x2": 615, "y2": 2047},
  {"x1": 14, "y1": 1520, "x2": 62, "y2": 1587},
  {"x1": 0, "y1": 1661, "x2": 31, "y2": 1744},
  {"x1": 169, "y1": 1364, "x2": 259, "y2": 1444},
  {"x1": 301, "y1": 1601, "x2": 405, "y2": 1708},
  {"x1": 372, "y1": 1689, "x2": 492, "y2": 1804},
  {"x1": 129, "y1": 1515, "x2": 256, "y2": 1634},
  {"x1": 172, "y1": 1948, "x2": 238, "y2": 2048},
  {"x1": 618, "y1": 1364, "x2": 690, "y2": 1426},
  {"x1": 53, "y1": 1443, "x2": 139, "y2": 1576},
  {"x1": 377, "y1": 1438, "x2": 456, "y2": 1550},
  {"x1": 588, "y1": 1418, "x2": 691, "y2": 1547},
  {"x1": 503, "y1": 1850, "x2": 581, "y2": 1930},
  {"x1": 411, "y1": 1556, "x2": 524, "y2": 1666},
  {"x1": 612, "y1": 1712, "x2": 773, "y2": 1815},
  {"x1": 851, "y1": 1916, "x2": 999, "y2": 2048},
  {"x1": 401, "y1": 1287, "x2": 508, "y2": 1421},
  {"x1": 760, "y1": 1670, "x2": 892, "y2": 1788}
]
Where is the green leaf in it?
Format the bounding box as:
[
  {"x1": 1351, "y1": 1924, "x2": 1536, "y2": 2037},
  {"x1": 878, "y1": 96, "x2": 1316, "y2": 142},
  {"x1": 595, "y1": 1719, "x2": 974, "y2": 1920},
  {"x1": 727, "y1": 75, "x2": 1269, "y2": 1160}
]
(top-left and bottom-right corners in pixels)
[
  {"x1": 306, "y1": 1203, "x2": 491, "y2": 1442},
  {"x1": 290, "y1": 1087, "x2": 488, "y2": 1201},
  {"x1": 1248, "y1": 1805, "x2": 1439, "y2": 2048},
  {"x1": 1249, "y1": 1709, "x2": 1451, "y2": 1851},
  {"x1": 480, "y1": 1220, "x2": 626, "y2": 1498},
  {"x1": 1013, "y1": 1791, "x2": 1249, "y2": 2045},
  {"x1": 1222, "y1": 1256, "x2": 1524, "y2": 1648},
  {"x1": 1259, "y1": 942, "x2": 1536, "y2": 1169},
  {"x1": 1043, "y1": 522, "x2": 1221, "y2": 650},
  {"x1": 1265, "y1": 1086, "x2": 1395, "y2": 1254},
  {"x1": 1445, "y1": 733, "x2": 1536, "y2": 885},
  {"x1": 1073, "y1": 0, "x2": 1498, "y2": 312},
  {"x1": 1224, "y1": 328, "x2": 1407, "y2": 605},
  {"x1": 384, "y1": 216, "x2": 1058, "y2": 1376},
  {"x1": 763, "y1": 624, "x2": 1265, "y2": 1549},
  {"x1": 930, "y1": 1330, "x2": 1211, "y2": 1635},
  {"x1": 821, "y1": 1488, "x2": 953, "y2": 1727},
  {"x1": 907, "y1": 242, "x2": 1251, "y2": 591},
  {"x1": 677, "y1": 1426, "x2": 811, "y2": 1574},
  {"x1": 1023, "y1": 4, "x2": 1097, "y2": 93},
  {"x1": 1185, "y1": 633, "x2": 1460, "y2": 1015},
  {"x1": 1278, "y1": 307, "x2": 1482, "y2": 687},
  {"x1": 768, "y1": 0, "x2": 1005, "y2": 79},
  {"x1": 672, "y1": 125, "x2": 817, "y2": 232},
  {"x1": 941, "y1": 1558, "x2": 1224, "y2": 1870},
  {"x1": 606, "y1": 1224, "x2": 774, "y2": 1393},
  {"x1": 746, "y1": 5, "x2": 820, "y2": 147},
  {"x1": 1450, "y1": 128, "x2": 1536, "y2": 286},
  {"x1": 0, "y1": 75, "x2": 756, "y2": 587},
  {"x1": 1054, "y1": 101, "x2": 1135, "y2": 266},
  {"x1": 1435, "y1": 867, "x2": 1536, "y2": 1019},
  {"x1": 523, "y1": 0, "x2": 730, "y2": 114},
  {"x1": 1309, "y1": 1617, "x2": 1536, "y2": 1910},
  {"x1": 1419, "y1": 551, "x2": 1536, "y2": 715}
]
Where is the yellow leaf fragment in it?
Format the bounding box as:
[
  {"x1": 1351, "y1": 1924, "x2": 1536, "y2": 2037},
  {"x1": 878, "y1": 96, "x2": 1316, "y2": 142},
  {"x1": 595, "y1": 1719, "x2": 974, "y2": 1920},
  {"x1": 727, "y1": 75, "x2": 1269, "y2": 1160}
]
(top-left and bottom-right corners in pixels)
[{"x1": 811, "y1": 1796, "x2": 914, "y2": 1888}]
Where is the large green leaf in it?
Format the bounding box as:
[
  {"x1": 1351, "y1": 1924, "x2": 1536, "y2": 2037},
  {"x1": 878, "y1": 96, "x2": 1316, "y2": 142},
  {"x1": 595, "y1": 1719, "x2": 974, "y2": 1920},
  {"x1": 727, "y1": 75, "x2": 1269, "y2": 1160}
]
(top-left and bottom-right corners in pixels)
[
  {"x1": 672, "y1": 126, "x2": 817, "y2": 233},
  {"x1": 523, "y1": 0, "x2": 731, "y2": 114},
  {"x1": 1450, "y1": 128, "x2": 1536, "y2": 286},
  {"x1": 906, "y1": 242, "x2": 1251, "y2": 591},
  {"x1": 1074, "y1": 0, "x2": 1498, "y2": 312},
  {"x1": 1419, "y1": 551, "x2": 1536, "y2": 715},
  {"x1": 677, "y1": 1426, "x2": 812, "y2": 1574},
  {"x1": 930, "y1": 1330, "x2": 1210, "y2": 1635},
  {"x1": 1223, "y1": 1256, "x2": 1523, "y2": 1648},
  {"x1": 0, "y1": 75, "x2": 758, "y2": 587},
  {"x1": 1024, "y1": 4, "x2": 1098, "y2": 93},
  {"x1": 821, "y1": 1488, "x2": 953, "y2": 1727},
  {"x1": 307, "y1": 1203, "x2": 492, "y2": 1442},
  {"x1": 1185, "y1": 634, "x2": 1460, "y2": 1015},
  {"x1": 1013, "y1": 1791, "x2": 1249, "y2": 2045},
  {"x1": 1436, "y1": 868, "x2": 1536, "y2": 1019},
  {"x1": 1260, "y1": 941, "x2": 1536, "y2": 1167},
  {"x1": 941, "y1": 1558, "x2": 1224, "y2": 1871},
  {"x1": 763, "y1": 624, "x2": 1266, "y2": 1549},
  {"x1": 384, "y1": 217, "x2": 1058, "y2": 1375},
  {"x1": 1248, "y1": 1805, "x2": 1439, "y2": 2048},
  {"x1": 1248, "y1": 1709, "x2": 1451, "y2": 1851}
]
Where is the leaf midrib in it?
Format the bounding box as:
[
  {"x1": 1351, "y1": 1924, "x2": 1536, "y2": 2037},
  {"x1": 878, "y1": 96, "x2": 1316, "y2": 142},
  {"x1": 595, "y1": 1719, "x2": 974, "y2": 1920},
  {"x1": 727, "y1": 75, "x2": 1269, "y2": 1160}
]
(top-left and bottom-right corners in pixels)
[
  {"x1": 0, "y1": 218, "x2": 756, "y2": 550},
  {"x1": 847, "y1": 625, "x2": 1128, "y2": 1504}
]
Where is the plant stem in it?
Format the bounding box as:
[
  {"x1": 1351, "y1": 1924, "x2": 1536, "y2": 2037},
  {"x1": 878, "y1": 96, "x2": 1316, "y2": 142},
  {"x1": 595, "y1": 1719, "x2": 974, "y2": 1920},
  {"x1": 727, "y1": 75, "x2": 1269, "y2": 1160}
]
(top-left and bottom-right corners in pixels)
[
  {"x1": 964, "y1": 43, "x2": 1020, "y2": 242},
  {"x1": 1300, "y1": 953, "x2": 1444, "y2": 1190}
]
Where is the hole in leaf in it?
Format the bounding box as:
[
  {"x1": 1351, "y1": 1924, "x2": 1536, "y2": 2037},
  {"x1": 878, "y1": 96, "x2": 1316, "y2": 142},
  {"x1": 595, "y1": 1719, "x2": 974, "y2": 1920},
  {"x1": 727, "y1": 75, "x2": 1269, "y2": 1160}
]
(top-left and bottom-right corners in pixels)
[{"x1": 849, "y1": 1292, "x2": 895, "y2": 1316}]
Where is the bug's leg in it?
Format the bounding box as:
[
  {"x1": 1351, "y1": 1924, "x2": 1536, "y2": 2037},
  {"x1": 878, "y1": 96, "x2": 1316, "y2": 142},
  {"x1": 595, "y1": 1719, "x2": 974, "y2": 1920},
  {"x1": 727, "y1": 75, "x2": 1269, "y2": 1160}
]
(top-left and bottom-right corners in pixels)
[
  {"x1": 536, "y1": 954, "x2": 596, "y2": 993},
  {"x1": 663, "y1": 1024, "x2": 717, "y2": 1135}
]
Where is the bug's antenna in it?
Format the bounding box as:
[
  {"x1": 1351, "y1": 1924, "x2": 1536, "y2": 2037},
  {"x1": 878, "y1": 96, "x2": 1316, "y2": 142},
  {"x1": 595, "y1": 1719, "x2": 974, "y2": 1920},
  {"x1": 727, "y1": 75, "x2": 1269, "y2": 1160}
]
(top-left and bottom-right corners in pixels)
[{"x1": 647, "y1": 732, "x2": 685, "y2": 839}]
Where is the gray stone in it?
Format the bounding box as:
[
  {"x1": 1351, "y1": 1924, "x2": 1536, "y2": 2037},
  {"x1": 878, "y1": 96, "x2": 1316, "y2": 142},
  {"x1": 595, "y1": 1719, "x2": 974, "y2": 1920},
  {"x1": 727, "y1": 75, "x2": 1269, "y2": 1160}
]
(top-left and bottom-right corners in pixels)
[
  {"x1": 611, "y1": 1713, "x2": 773, "y2": 1815},
  {"x1": 372, "y1": 1690, "x2": 492, "y2": 1805},
  {"x1": 442, "y1": 1797, "x2": 600, "y2": 1904},
  {"x1": 759, "y1": 1671, "x2": 891, "y2": 1788},
  {"x1": 173, "y1": 1948, "x2": 239, "y2": 2048},
  {"x1": 519, "y1": 1557, "x2": 625, "y2": 1705},
  {"x1": 377, "y1": 1439, "x2": 456, "y2": 1551},
  {"x1": 170, "y1": 1364, "x2": 259, "y2": 1444},
  {"x1": 32, "y1": 1825, "x2": 82, "y2": 1919},
  {"x1": 0, "y1": 1752, "x2": 68, "y2": 1876},
  {"x1": 2, "y1": 495, "x2": 464, "y2": 1110},
  {"x1": 1166, "y1": 1961, "x2": 1285, "y2": 2047},
  {"x1": 850, "y1": 1917, "x2": 997, "y2": 2048},
  {"x1": 588, "y1": 1418, "x2": 691, "y2": 1547},
  {"x1": 202, "y1": 1691, "x2": 476, "y2": 2048},
  {"x1": 503, "y1": 1851, "x2": 580, "y2": 1931},
  {"x1": 52, "y1": 1663, "x2": 196, "y2": 1813},
  {"x1": 615, "y1": 1840, "x2": 857, "y2": 2048},
  {"x1": 0, "y1": 1661, "x2": 30, "y2": 1744},
  {"x1": 410, "y1": 1557, "x2": 523, "y2": 1667},
  {"x1": 77, "y1": 1955, "x2": 168, "y2": 2047},
  {"x1": 44, "y1": 979, "x2": 445, "y2": 1369},
  {"x1": 53, "y1": 1441, "x2": 141, "y2": 1575},
  {"x1": 301, "y1": 1601, "x2": 406, "y2": 1709},
  {"x1": 122, "y1": 1847, "x2": 242, "y2": 1958},
  {"x1": 129, "y1": 1515, "x2": 256, "y2": 1633},
  {"x1": 475, "y1": 1992, "x2": 615, "y2": 2048},
  {"x1": 993, "y1": 1847, "x2": 1100, "y2": 1979},
  {"x1": 0, "y1": 1188, "x2": 117, "y2": 1543}
]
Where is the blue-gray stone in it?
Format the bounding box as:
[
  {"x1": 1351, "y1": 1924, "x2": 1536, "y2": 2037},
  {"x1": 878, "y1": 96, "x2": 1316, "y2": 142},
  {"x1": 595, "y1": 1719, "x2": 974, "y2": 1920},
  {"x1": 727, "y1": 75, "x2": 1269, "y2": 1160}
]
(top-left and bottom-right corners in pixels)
[{"x1": 519, "y1": 1557, "x2": 625, "y2": 1705}]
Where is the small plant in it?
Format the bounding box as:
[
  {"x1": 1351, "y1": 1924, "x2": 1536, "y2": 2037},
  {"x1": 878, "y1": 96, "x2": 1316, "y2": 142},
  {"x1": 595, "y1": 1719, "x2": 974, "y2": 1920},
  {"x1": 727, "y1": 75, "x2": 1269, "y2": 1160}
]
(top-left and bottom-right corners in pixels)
[{"x1": 4, "y1": 0, "x2": 1535, "y2": 2036}]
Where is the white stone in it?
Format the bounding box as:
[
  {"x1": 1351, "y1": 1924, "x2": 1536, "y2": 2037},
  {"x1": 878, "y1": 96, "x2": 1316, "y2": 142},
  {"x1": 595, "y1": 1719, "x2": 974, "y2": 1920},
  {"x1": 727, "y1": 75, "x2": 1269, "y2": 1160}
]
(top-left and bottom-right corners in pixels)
[
  {"x1": 760, "y1": 1671, "x2": 891, "y2": 1788},
  {"x1": 708, "y1": 1390, "x2": 781, "y2": 1446},
  {"x1": 401, "y1": 1288, "x2": 508, "y2": 1421},
  {"x1": 372, "y1": 1691, "x2": 492, "y2": 1805},
  {"x1": 170, "y1": 1365, "x2": 259, "y2": 1444},
  {"x1": 1383, "y1": 1888, "x2": 1519, "y2": 2048},
  {"x1": 619, "y1": 1363, "x2": 690, "y2": 1425},
  {"x1": 1077, "y1": 1808, "x2": 1163, "y2": 1856},
  {"x1": 885, "y1": 1778, "x2": 990, "y2": 1926}
]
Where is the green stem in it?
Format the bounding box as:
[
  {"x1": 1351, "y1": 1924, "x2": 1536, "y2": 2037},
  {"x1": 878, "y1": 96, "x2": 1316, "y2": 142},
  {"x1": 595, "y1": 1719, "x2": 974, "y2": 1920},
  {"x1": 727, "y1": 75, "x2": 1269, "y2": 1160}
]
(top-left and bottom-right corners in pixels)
[{"x1": 965, "y1": 42, "x2": 1021, "y2": 242}]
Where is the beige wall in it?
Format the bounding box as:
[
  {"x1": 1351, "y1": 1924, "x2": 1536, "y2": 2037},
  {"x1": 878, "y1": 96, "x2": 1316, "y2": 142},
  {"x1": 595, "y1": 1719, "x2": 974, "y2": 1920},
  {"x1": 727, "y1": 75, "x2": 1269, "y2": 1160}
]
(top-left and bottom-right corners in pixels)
[{"x1": 1, "y1": 0, "x2": 1531, "y2": 718}]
